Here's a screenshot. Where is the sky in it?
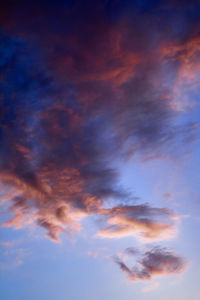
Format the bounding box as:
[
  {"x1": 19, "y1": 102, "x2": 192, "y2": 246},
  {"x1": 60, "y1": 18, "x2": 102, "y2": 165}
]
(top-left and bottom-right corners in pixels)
[{"x1": 0, "y1": 1, "x2": 200, "y2": 299}]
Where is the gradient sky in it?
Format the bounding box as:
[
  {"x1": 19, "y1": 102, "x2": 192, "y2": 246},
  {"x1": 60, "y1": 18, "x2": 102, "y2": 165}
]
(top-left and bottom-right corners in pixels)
[{"x1": 0, "y1": 1, "x2": 200, "y2": 300}]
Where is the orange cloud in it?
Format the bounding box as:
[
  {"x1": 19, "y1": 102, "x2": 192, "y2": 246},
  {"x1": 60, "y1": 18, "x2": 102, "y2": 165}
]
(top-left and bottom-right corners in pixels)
[
  {"x1": 97, "y1": 205, "x2": 176, "y2": 242},
  {"x1": 3, "y1": 213, "x2": 25, "y2": 229}
]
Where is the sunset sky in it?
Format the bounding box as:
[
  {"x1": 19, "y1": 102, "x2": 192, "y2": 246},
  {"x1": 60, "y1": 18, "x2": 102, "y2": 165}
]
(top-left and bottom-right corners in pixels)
[{"x1": 0, "y1": 1, "x2": 200, "y2": 300}]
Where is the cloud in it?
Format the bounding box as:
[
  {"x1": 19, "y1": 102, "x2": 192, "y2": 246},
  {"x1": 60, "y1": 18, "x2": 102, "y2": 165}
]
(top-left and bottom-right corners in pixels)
[
  {"x1": 0, "y1": 0, "x2": 198, "y2": 247},
  {"x1": 87, "y1": 251, "x2": 98, "y2": 258},
  {"x1": 0, "y1": 241, "x2": 15, "y2": 247},
  {"x1": 3, "y1": 213, "x2": 25, "y2": 229},
  {"x1": 114, "y1": 247, "x2": 187, "y2": 282},
  {"x1": 124, "y1": 247, "x2": 139, "y2": 256},
  {"x1": 142, "y1": 281, "x2": 159, "y2": 293},
  {"x1": 0, "y1": 243, "x2": 30, "y2": 270},
  {"x1": 161, "y1": 34, "x2": 200, "y2": 111},
  {"x1": 97, "y1": 205, "x2": 176, "y2": 241}
]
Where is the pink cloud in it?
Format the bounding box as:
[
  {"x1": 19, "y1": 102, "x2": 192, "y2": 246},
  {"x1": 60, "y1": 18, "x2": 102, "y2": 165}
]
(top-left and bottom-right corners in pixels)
[{"x1": 97, "y1": 205, "x2": 176, "y2": 242}]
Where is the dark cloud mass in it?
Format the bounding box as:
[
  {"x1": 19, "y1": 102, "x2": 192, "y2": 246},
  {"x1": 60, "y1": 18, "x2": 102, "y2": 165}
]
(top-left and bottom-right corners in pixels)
[
  {"x1": 114, "y1": 247, "x2": 187, "y2": 281},
  {"x1": 0, "y1": 0, "x2": 198, "y2": 281}
]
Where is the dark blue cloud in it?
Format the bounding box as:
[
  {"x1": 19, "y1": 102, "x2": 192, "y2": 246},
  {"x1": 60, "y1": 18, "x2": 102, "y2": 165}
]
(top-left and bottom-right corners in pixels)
[{"x1": 0, "y1": 0, "x2": 199, "y2": 244}]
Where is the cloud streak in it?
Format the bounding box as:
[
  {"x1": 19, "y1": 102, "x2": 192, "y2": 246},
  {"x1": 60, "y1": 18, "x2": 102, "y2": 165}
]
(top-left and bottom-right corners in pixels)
[{"x1": 97, "y1": 205, "x2": 176, "y2": 241}]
